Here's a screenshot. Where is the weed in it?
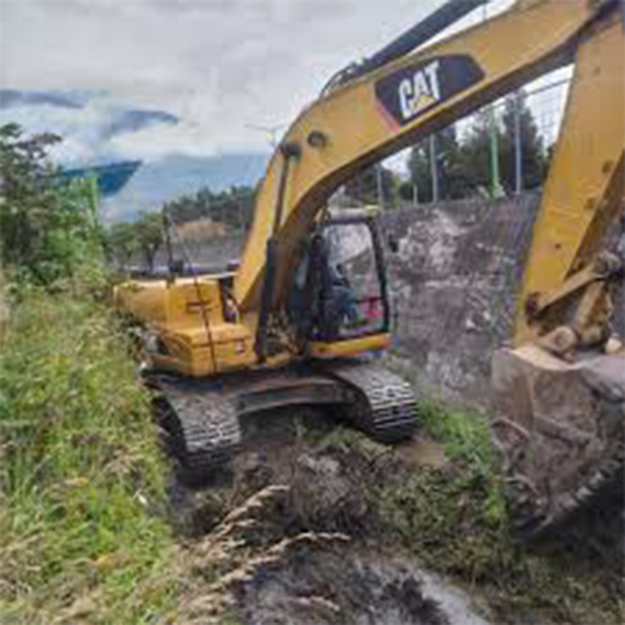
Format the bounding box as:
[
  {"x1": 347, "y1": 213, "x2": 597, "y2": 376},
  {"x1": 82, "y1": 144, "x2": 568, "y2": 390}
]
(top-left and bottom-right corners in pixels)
[
  {"x1": 0, "y1": 285, "x2": 180, "y2": 624},
  {"x1": 377, "y1": 399, "x2": 623, "y2": 625}
]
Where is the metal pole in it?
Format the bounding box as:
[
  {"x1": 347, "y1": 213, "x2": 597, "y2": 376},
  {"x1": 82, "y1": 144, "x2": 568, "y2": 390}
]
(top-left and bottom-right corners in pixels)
[
  {"x1": 429, "y1": 134, "x2": 439, "y2": 203},
  {"x1": 376, "y1": 163, "x2": 385, "y2": 208},
  {"x1": 514, "y1": 91, "x2": 523, "y2": 195},
  {"x1": 488, "y1": 107, "x2": 503, "y2": 198},
  {"x1": 483, "y1": 2, "x2": 503, "y2": 199}
]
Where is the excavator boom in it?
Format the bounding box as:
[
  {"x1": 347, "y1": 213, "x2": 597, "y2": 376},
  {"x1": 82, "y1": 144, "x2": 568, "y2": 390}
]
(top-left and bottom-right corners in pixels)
[{"x1": 234, "y1": 0, "x2": 616, "y2": 322}]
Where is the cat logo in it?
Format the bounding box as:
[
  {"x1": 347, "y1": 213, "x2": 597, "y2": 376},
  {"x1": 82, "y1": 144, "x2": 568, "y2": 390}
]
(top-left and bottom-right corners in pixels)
[
  {"x1": 375, "y1": 54, "x2": 485, "y2": 129},
  {"x1": 398, "y1": 60, "x2": 441, "y2": 121}
]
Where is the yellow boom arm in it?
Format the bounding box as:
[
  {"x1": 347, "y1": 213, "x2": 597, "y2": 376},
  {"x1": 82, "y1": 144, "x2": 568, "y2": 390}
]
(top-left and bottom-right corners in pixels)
[{"x1": 234, "y1": 0, "x2": 623, "y2": 350}]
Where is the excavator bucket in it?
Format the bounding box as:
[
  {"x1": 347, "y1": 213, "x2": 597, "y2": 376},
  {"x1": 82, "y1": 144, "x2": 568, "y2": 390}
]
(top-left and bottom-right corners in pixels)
[{"x1": 490, "y1": 346, "x2": 624, "y2": 537}]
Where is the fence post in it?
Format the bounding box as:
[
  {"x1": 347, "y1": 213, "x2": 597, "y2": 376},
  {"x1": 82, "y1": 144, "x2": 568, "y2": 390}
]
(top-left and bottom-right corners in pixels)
[
  {"x1": 488, "y1": 106, "x2": 503, "y2": 198},
  {"x1": 376, "y1": 163, "x2": 385, "y2": 208},
  {"x1": 514, "y1": 91, "x2": 523, "y2": 195},
  {"x1": 429, "y1": 134, "x2": 439, "y2": 202}
]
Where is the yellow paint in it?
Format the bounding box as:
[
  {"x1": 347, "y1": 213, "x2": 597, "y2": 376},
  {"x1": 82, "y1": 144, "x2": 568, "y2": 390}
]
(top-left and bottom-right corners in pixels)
[
  {"x1": 515, "y1": 11, "x2": 624, "y2": 343},
  {"x1": 115, "y1": 0, "x2": 622, "y2": 382},
  {"x1": 309, "y1": 334, "x2": 390, "y2": 359},
  {"x1": 234, "y1": 0, "x2": 598, "y2": 311},
  {"x1": 115, "y1": 277, "x2": 256, "y2": 376}
]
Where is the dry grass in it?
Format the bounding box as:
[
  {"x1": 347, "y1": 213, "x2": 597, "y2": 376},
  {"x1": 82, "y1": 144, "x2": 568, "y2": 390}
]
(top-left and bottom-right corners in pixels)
[{"x1": 176, "y1": 220, "x2": 228, "y2": 242}]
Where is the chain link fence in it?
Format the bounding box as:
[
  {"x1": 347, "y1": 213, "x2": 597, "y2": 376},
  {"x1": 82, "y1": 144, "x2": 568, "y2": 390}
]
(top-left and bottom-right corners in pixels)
[{"x1": 400, "y1": 74, "x2": 571, "y2": 205}]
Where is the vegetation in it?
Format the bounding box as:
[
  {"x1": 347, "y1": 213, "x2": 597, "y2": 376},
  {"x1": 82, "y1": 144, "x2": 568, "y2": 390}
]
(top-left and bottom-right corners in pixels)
[
  {"x1": 377, "y1": 401, "x2": 622, "y2": 625},
  {"x1": 163, "y1": 185, "x2": 256, "y2": 230},
  {"x1": 0, "y1": 124, "x2": 180, "y2": 623},
  {"x1": 104, "y1": 186, "x2": 254, "y2": 271},
  {"x1": 0, "y1": 123, "x2": 104, "y2": 286},
  {"x1": 0, "y1": 288, "x2": 179, "y2": 624},
  {"x1": 401, "y1": 92, "x2": 547, "y2": 203},
  {"x1": 343, "y1": 163, "x2": 399, "y2": 208},
  {"x1": 106, "y1": 212, "x2": 165, "y2": 272}
]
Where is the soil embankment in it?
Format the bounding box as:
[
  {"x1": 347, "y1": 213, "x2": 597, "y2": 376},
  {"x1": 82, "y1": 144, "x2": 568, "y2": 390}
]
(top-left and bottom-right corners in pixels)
[{"x1": 170, "y1": 409, "x2": 622, "y2": 625}]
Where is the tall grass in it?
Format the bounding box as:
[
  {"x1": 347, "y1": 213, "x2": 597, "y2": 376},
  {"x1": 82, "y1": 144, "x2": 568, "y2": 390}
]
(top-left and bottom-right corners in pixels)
[{"x1": 0, "y1": 286, "x2": 179, "y2": 624}]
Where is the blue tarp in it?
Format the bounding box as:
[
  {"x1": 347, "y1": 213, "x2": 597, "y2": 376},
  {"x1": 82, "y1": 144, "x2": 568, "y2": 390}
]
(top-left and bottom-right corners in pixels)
[{"x1": 55, "y1": 160, "x2": 141, "y2": 197}]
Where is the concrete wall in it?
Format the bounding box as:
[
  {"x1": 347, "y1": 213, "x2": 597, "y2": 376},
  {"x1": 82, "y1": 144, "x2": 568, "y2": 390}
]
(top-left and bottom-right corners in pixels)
[
  {"x1": 153, "y1": 193, "x2": 620, "y2": 409},
  {"x1": 146, "y1": 233, "x2": 245, "y2": 273},
  {"x1": 381, "y1": 194, "x2": 541, "y2": 407}
]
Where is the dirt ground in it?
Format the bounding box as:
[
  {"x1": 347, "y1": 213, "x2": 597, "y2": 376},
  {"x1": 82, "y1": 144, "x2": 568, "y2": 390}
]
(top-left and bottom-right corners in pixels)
[{"x1": 165, "y1": 409, "x2": 623, "y2": 625}]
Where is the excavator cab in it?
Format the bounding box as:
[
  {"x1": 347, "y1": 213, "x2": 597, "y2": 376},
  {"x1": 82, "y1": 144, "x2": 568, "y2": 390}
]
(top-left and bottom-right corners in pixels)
[{"x1": 287, "y1": 212, "x2": 389, "y2": 345}]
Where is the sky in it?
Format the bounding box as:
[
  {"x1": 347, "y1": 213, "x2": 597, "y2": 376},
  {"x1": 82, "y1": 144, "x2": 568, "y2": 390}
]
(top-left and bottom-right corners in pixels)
[{"x1": 0, "y1": 0, "x2": 518, "y2": 167}]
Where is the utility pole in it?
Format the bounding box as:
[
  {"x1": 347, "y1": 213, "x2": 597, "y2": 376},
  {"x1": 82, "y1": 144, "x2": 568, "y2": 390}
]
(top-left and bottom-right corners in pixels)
[
  {"x1": 488, "y1": 106, "x2": 504, "y2": 198},
  {"x1": 483, "y1": 3, "x2": 504, "y2": 199}
]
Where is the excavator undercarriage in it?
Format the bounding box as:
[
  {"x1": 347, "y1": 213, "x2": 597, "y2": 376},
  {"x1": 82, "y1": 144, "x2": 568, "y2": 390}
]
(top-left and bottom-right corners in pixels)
[{"x1": 151, "y1": 359, "x2": 418, "y2": 482}]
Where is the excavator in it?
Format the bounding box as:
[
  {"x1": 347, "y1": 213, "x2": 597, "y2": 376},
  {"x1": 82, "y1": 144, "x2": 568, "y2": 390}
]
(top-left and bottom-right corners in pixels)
[{"x1": 115, "y1": 0, "x2": 624, "y2": 537}]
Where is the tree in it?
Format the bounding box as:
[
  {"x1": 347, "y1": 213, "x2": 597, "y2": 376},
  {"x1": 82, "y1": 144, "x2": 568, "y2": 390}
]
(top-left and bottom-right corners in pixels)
[
  {"x1": 163, "y1": 185, "x2": 256, "y2": 230},
  {"x1": 499, "y1": 92, "x2": 547, "y2": 192},
  {"x1": 402, "y1": 126, "x2": 469, "y2": 204},
  {"x1": 344, "y1": 164, "x2": 398, "y2": 208},
  {"x1": 106, "y1": 221, "x2": 139, "y2": 271},
  {"x1": 135, "y1": 212, "x2": 164, "y2": 272},
  {"x1": 0, "y1": 123, "x2": 102, "y2": 284},
  {"x1": 453, "y1": 109, "x2": 494, "y2": 197},
  {"x1": 455, "y1": 94, "x2": 547, "y2": 197},
  {"x1": 401, "y1": 94, "x2": 547, "y2": 202}
]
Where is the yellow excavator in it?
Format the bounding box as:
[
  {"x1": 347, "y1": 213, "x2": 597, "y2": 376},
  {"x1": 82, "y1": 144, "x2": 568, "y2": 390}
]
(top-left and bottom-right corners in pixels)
[{"x1": 115, "y1": 0, "x2": 624, "y2": 537}]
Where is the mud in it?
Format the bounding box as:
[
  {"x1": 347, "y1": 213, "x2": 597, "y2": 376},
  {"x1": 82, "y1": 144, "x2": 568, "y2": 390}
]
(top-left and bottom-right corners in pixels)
[{"x1": 171, "y1": 410, "x2": 493, "y2": 625}]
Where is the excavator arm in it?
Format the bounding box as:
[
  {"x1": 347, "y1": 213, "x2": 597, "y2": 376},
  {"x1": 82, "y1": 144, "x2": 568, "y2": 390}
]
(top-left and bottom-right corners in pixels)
[
  {"x1": 234, "y1": 0, "x2": 622, "y2": 344},
  {"x1": 234, "y1": 0, "x2": 623, "y2": 536}
]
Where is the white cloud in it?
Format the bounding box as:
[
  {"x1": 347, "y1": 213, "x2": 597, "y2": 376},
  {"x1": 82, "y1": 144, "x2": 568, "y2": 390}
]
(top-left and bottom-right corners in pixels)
[
  {"x1": 0, "y1": 0, "x2": 450, "y2": 158},
  {"x1": 1, "y1": 0, "x2": 521, "y2": 163}
]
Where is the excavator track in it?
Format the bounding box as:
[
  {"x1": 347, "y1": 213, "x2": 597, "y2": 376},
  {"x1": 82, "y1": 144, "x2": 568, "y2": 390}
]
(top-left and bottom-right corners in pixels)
[
  {"x1": 323, "y1": 360, "x2": 419, "y2": 443},
  {"x1": 150, "y1": 375, "x2": 242, "y2": 481},
  {"x1": 148, "y1": 361, "x2": 418, "y2": 482}
]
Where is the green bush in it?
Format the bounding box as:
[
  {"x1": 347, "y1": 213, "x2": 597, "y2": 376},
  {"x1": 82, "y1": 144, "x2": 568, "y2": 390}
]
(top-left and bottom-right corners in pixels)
[
  {"x1": 0, "y1": 123, "x2": 104, "y2": 286},
  {"x1": 0, "y1": 287, "x2": 178, "y2": 624}
]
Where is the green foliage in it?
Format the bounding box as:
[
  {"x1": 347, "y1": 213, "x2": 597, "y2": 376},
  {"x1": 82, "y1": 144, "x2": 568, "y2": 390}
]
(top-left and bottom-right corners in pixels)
[
  {"x1": 403, "y1": 94, "x2": 547, "y2": 202},
  {"x1": 0, "y1": 284, "x2": 179, "y2": 624},
  {"x1": 377, "y1": 399, "x2": 621, "y2": 625},
  {"x1": 418, "y1": 400, "x2": 492, "y2": 478},
  {"x1": 344, "y1": 164, "x2": 399, "y2": 208},
  {"x1": 0, "y1": 124, "x2": 104, "y2": 285},
  {"x1": 104, "y1": 211, "x2": 165, "y2": 272},
  {"x1": 402, "y1": 126, "x2": 469, "y2": 203},
  {"x1": 134, "y1": 212, "x2": 164, "y2": 271},
  {"x1": 105, "y1": 220, "x2": 140, "y2": 271},
  {"x1": 164, "y1": 184, "x2": 256, "y2": 229},
  {"x1": 499, "y1": 93, "x2": 547, "y2": 192}
]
